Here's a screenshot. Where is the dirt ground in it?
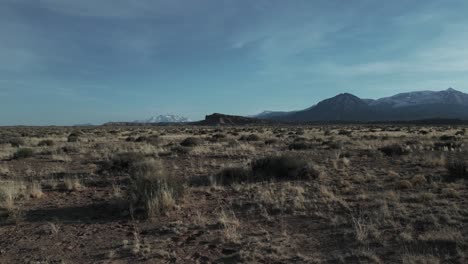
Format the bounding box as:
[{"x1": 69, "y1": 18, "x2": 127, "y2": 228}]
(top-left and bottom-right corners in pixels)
[{"x1": 0, "y1": 125, "x2": 467, "y2": 263}]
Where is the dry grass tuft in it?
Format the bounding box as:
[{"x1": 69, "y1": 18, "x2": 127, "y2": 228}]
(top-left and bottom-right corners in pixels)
[
  {"x1": 64, "y1": 177, "x2": 84, "y2": 191},
  {"x1": 129, "y1": 159, "x2": 184, "y2": 220}
]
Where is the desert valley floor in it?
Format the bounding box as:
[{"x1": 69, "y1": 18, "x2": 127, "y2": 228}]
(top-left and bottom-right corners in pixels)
[{"x1": 0, "y1": 125, "x2": 467, "y2": 263}]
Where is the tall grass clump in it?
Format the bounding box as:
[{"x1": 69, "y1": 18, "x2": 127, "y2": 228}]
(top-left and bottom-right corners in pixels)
[{"x1": 129, "y1": 159, "x2": 184, "y2": 220}]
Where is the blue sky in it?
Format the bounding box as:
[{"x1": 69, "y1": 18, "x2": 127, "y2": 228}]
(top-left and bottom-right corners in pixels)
[{"x1": 1, "y1": 0, "x2": 468, "y2": 125}]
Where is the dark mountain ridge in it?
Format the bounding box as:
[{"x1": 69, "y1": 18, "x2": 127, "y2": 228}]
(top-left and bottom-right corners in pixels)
[{"x1": 256, "y1": 88, "x2": 468, "y2": 122}]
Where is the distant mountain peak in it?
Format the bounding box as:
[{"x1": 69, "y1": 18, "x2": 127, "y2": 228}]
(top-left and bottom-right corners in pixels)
[
  {"x1": 317, "y1": 93, "x2": 367, "y2": 108},
  {"x1": 134, "y1": 114, "x2": 191, "y2": 123},
  {"x1": 370, "y1": 88, "x2": 468, "y2": 108},
  {"x1": 196, "y1": 113, "x2": 271, "y2": 125}
]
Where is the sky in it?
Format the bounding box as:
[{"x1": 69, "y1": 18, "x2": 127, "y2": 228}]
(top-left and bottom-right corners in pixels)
[{"x1": 1, "y1": 0, "x2": 468, "y2": 125}]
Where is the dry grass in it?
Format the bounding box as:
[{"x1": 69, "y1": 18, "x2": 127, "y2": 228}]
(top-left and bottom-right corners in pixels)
[
  {"x1": 129, "y1": 159, "x2": 184, "y2": 220},
  {"x1": 218, "y1": 209, "x2": 240, "y2": 242},
  {"x1": 27, "y1": 181, "x2": 43, "y2": 199},
  {"x1": 64, "y1": 177, "x2": 84, "y2": 191},
  {"x1": 0, "y1": 125, "x2": 467, "y2": 263},
  {"x1": 0, "y1": 180, "x2": 25, "y2": 211}
]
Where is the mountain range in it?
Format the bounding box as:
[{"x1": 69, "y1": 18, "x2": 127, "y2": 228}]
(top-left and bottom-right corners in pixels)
[{"x1": 254, "y1": 88, "x2": 468, "y2": 122}]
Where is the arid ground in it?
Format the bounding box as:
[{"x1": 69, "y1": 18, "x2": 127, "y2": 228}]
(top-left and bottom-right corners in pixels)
[{"x1": 0, "y1": 125, "x2": 467, "y2": 263}]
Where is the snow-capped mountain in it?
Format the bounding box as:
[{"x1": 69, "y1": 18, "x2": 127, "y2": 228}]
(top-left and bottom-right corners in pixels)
[
  {"x1": 252, "y1": 88, "x2": 468, "y2": 122},
  {"x1": 134, "y1": 115, "x2": 191, "y2": 123},
  {"x1": 369, "y1": 88, "x2": 468, "y2": 108}
]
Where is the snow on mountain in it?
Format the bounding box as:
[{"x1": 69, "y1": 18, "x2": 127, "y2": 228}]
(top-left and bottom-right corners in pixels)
[
  {"x1": 250, "y1": 88, "x2": 468, "y2": 122},
  {"x1": 369, "y1": 88, "x2": 468, "y2": 108},
  {"x1": 134, "y1": 115, "x2": 191, "y2": 123}
]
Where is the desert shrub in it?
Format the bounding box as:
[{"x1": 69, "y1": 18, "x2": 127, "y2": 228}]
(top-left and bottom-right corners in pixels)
[
  {"x1": 61, "y1": 145, "x2": 80, "y2": 154},
  {"x1": 125, "y1": 136, "x2": 136, "y2": 142},
  {"x1": 411, "y1": 175, "x2": 426, "y2": 187},
  {"x1": 434, "y1": 141, "x2": 461, "y2": 150},
  {"x1": 135, "y1": 135, "x2": 160, "y2": 145},
  {"x1": 170, "y1": 146, "x2": 190, "y2": 155},
  {"x1": 288, "y1": 142, "x2": 312, "y2": 150},
  {"x1": 99, "y1": 152, "x2": 146, "y2": 174},
  {"x1": 214, "y1": 167, "x2": 251, "y2": 186},
  {"x1": 445, "y1": 158, "x2": 467, "y2": 181},
  {"x1": 212, "y1": 133, "x2": 226, "y2": 140},
  {"x1": 134, "y1": 136, "x2": 147, "y2": 142},
  {"x1": 338, "y1": 130, "x2": 352, "y2": 136},
  {"x1": 13, "y1": 148, "x2": 34, "y2": 159},
  {"x1": 188, "y1": 175, "x2": 212, "y2": 187},
  {"x1": 378, "y1": 144, "x2": 409, "y2": 156},
  {"x1": 129, "y1": 160, "x2": 184, "y2": 219},
  {"x1": 264, "y1": 138, "x2": 278, "y2": 145},
  {"x1": 363, "y1": 135, "x2": 379, "y2": 140},
  {"x1": 239, "y1": 134, "x2": 260, "y2": 142},
  {"x1": 67, "y1": 134, "x2": 80, "y2": 142},
  {"x1": 208, "y1": 133, "x2": 227, "y2": 143},
  {"x1": 6, "y1": 137, "x2": 25, "y2": 147},
  {"x1": 322, "y1": 140, "x2": 342, "y2": 150},
  {"x1": 295, "y1": 130, "x2": 305, "y2": 135},
  {"x1": 38, "y1": 139, "x2": 54, "y2": 147},
  {"x1": 440, "y1": 135, "x2": 456, "y2": 141},
  {"x1": 251, "y1": 155, "x2": 318, "y2": 182},
  {"x1": 180, "y1": 137, "x2": 203, "y2": 147},
  {"x1": 397, "y1": 180, "x2": 412, "y2": 189}
]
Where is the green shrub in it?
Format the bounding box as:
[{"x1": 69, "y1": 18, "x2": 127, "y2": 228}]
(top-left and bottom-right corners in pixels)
[{"x1": 13, "y1": 148, "x2": 34, "y2": 159}]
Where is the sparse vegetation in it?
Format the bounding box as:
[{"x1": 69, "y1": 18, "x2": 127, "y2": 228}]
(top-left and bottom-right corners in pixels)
[
  {"x1": 0, "y1": 125, "x2": 467, "y2": 263},
  {"x1": 13, "y1": 148, "x2": 34, "y2": 159}
]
